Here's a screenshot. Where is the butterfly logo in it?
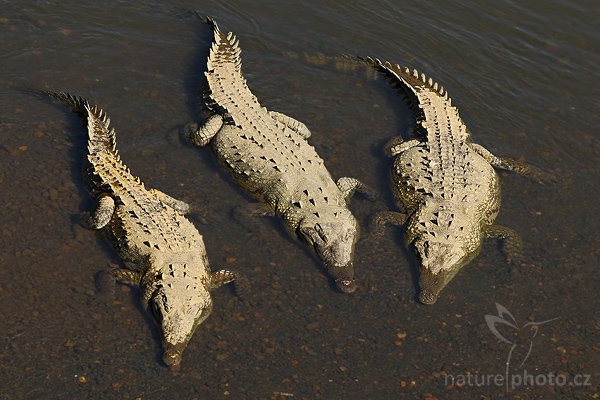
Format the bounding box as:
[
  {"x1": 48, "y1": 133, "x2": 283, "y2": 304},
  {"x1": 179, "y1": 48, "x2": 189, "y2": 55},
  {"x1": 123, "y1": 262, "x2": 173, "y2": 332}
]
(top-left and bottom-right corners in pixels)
[{"x1": 485, "y1": 303, "x2": 559, "y2": 390}]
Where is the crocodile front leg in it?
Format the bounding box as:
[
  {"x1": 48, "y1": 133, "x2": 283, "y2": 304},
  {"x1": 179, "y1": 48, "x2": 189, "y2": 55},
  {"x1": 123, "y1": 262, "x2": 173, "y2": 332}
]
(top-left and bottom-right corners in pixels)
[
  {"x1": 185, "y1": 114, "x2": 224, "y2": 147},
  {"x1": 366, "y1": 210, "x2": 409, "y2": 239},
  {"x1": 210, "y1": 269, "x2": 250, "y2": 298},
  {"x1": 337, "y1": 177, "x2": 379, "y2": 201},
  {"x1": 234, "y1": 202, "x2": 275, "y2": 218},
  {"x1": 483, "y1": 224, "x2": 527, "y2": 267},
  {"x1": 113, "y1": 268, "x2": 143, "y2": 285},
  {"x1": 150, "y1": 189, "x2": 190, "y2": 215},
  {"x1": 232, "y1": 202, "x2": 276, "y2": 232},
  {"x1": 469, "y1": 143, "x2": 554, "y2": 183},
  {"x1": 88, "y1": 194, "x2": 115, "y2": 229},
  {"x1": 95, "y1": 266, "x2": 142, "y2": 297},
  {"x1": 269, "y1": 111, "x2": 312, "y2": 139},
  {"x1": 209, "y1": 269, "x2": 237, "y2": 289}
]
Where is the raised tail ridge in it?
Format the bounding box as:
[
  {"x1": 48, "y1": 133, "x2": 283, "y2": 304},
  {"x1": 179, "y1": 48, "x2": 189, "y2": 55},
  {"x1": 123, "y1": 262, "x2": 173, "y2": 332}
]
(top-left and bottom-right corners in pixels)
[
  {"x1": 47, "y1": 91, "x2": 119, "y2": 159},
  {"x1": 201, "y1": 17, "x2": 265, "y2": 125},
  {"x1": 47, "y1": 91, "x2": 143, "y2": 194},
  {"x1": 206, "y1": 17, "x2": 242, "y2": 75},
  {"x1": 359, "y1": 56, "x2": 451, "y2": 103}
]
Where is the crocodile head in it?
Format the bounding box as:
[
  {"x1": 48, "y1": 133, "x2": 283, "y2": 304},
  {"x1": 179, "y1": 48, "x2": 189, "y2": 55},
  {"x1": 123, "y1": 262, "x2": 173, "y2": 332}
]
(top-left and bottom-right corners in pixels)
[
  {"x1": 149, "y1": 284, "x2": 213, "y2": 371},
  {"x1": 298, "y1": 210, "x2": 359, "y2": 293},
  {"x1": 413, "y1": 238, "x2": 478, "y2": 305}
]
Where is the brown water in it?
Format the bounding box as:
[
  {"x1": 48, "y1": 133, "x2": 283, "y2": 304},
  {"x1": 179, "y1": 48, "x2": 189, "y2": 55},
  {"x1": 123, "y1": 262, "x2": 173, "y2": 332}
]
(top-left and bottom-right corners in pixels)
[{"x1": 1, "y1": 1, "x2": 598, "y2": 399}]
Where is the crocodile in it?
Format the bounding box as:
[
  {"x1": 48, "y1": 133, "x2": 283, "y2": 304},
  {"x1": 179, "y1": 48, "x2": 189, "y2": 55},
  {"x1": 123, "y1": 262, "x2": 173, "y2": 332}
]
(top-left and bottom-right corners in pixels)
[
  {"x1": 49, "y1": 92, "x2": 236, "y2": 370},
  {"x1": 184, "y1": 18, "x2": 374, "y2": 293},
  {"x1": 363, "y1": 57, "x2": 551, "y2": 304}
]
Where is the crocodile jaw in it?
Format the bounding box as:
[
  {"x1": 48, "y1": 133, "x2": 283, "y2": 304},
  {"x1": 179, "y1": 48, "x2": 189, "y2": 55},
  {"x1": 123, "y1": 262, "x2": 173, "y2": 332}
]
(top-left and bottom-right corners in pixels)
[
  {"x1": 149, "y1": 285, "x2": 213, "y2": 371},
  {"x1": 413, "y1": 238, "x2": 472, "y2": 305},
  {"x1": 298, "y1": 213, "x2": 359, "y2": 293},
  {"x1": 316, "y1": 235, "x2": 359, "y2": 294}
]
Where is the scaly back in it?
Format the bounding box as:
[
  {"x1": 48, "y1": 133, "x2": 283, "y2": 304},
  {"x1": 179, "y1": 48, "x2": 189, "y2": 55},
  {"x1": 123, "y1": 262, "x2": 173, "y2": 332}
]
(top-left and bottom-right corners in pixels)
[
  {"x1": 49, "y1": 92, "x2": 144, "y2": 196},
  {"x1": 365, "y1": 57, "x2": 473, "y2": 200},
  {"x1": 204, "y1": 17, "x2": 271, "y2": 128}
]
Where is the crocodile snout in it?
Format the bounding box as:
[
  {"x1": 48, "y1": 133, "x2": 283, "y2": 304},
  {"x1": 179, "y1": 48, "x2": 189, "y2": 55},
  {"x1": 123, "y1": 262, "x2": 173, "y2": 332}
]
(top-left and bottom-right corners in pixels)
[
  {"x1": 163, "y1": 348, "x2": 182, "y2": 371},
  {"x1": 335, "y1": 278, "x2": 357, "y2": 293},
  {"x1": 418, "y1": 289, "x2": 439, "y2": 305}
]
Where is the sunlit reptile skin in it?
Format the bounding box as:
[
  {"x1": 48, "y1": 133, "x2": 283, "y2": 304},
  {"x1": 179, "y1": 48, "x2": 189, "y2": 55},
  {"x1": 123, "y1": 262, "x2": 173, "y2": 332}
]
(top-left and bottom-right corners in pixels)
[
  {"x1": 187, "y1": 18, "x2": 370, "y2": 293},
  {"x1": 365, "y1": 57, "x2": 544, "y2": 304},
  {"x1": 50, "y1": 93, "x2": 235, "y2": 370}
]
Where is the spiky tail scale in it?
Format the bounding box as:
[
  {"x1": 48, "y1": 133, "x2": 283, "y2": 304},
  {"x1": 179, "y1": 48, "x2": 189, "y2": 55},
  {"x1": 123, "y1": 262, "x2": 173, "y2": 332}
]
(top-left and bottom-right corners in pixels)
[
  {"x1": 48, "y1": 92, "x2": 118, "y2": 159},
  {"x1": 361, "y1": 57, "x2": 454, "y2": 125},
  {"x1": 203, "y1": 17, "x2": 262, "y2": 122},
  {"x1": 206, "y1": 17, "x2": 242, "y2": 74},
  {"x1": 48, "y1": 91, "x2": 143, "y2": 195}
]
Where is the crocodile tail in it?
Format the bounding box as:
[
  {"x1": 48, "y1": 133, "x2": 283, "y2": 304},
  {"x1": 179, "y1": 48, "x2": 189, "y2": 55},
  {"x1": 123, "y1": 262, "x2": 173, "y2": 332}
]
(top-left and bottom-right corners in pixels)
[
  {"x1": 206, "y1": 17, "x2": 242, "y2": 74},
  {"x1": 48, "y1": 92, "x2": 119, "y2": 158},
  {"x1": 360, "y1": 56, "x2": 451, "y2": 104},
  {"x1": 203, "y1": 17, "x2": 246, "y2": 119}
]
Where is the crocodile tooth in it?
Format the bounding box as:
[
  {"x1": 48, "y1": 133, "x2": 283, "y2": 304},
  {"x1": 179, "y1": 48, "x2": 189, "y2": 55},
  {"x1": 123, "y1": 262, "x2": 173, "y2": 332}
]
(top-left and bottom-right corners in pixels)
[
  {"x1": 421, "y1": 73, "x2": 427, "y2": 83},
  {"x1": 412, "y1": 68, "x2": 419, "y2": 78}
]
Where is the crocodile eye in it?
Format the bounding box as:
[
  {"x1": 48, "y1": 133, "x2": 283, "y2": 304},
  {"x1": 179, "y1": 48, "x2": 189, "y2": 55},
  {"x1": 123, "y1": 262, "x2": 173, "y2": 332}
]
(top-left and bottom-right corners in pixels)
[
  {"x1": 299, "y1": 226, "x2": 316, "y2": 245},
  {"x1": 315, "y1": 224, "x2": 328, "y2": 243},
  {"x1": 151, "y1": 300, "x2": 163, "y2": 322}
]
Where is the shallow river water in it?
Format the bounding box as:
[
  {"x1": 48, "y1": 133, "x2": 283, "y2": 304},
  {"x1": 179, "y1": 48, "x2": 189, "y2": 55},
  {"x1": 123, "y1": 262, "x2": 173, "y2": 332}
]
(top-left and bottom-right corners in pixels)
[{"x1": 1, "y1": 1, "x2": 598, "y2": 399}]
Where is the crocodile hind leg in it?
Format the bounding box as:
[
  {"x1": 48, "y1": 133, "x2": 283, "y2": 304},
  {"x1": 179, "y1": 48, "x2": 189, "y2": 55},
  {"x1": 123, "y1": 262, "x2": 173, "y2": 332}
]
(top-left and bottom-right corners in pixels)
[
  {"x1": 469, "y1": 143, "x2": 555, "y2": 183},
  {"x1": 87, "y1": 194, "x2": 115, "y2": 229},
  {"x1": 269, "y1": 111, "x2": 312, "y2": 139},
  {"x1": 184, "y1": 114, "x2": 224, "y2": 147},
  {"x1": 337, "y1": 177, "x2": 379, "y2": 201},
  {"x1": 483, "y1": 224, "x2": 528, "y2": 268},
  {"x1": 385, "y1": 137, "x2": 422, "y2": 157},
  {"x1": 150, "y1": 188, "x2": 190, "y2": 215}
]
